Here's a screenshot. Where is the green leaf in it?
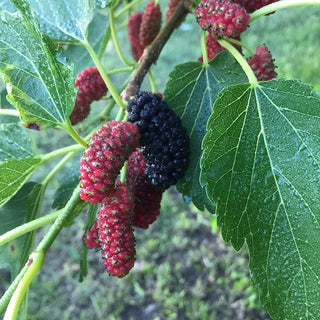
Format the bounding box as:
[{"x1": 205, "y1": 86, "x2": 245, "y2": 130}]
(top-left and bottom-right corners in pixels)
[
  {"x1": 52, "y1": 167, "x2": 80, "y2": 210},
  {"x1": 164, "y1": 52, "x2": 247, "y2": 213},
  {"x1": 0, "y1": 182, "x2": 37, "y2": 277},
  {"x1": 0, "y1": 3, "x2": 76, "y2": 129},
  {"x1": 20, "y1": 183, "x2": 44, "y2": 267},
  {"x1": 200, "y1": 79, "x2": 320, "y2": 320},
  {"x1": 0, "y1": 157, "x2": 42, "y2": 207},
  {"x1": 28, "y1": 0, "x2": 95, "y2": 42},
  {"x1": 95, "y1": 0, "x2": 117, "y2": 8},
  {"x1": 0, "y1": 123, "x2": 34, "y2": 162},
  {"x1": 64, "y1": 13, "x2": 109, "y2": 75}
]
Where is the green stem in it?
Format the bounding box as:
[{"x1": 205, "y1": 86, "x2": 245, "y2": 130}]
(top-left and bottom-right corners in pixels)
[
  {"x1": 147, "y1": 70, "x2": 156, "y2": 93},
  {"x1": 218, "y1": 39, "x2": 258, "y2": 86},
  {"x1": 4, "y1": 251, "x2": 45, "y2": 320},
  {"x1": 110, "y1": 8, "x2": 135, "y2": 67},
  {"x1": 40, "y1": 143, "x2": 83, "y2": 162},
  {"x1": 108, "y1": 66, "x2": 134, "y2": 75},
  {"x1": 200, "y1": 30, "x2": 209, "y2": 65},
  {"x1": 249, "y1": 0, "x2": 320, "y2": 22},
  {"x1": 60, "y1": 120, "x2": 87, "y2": 148},
  {"x1": 83, "y1": 40, "x2": 127, "y2": 110},
  {"x1": 98, "y1": 25, "x2": 111, "y2": 60},
  {"x1": 37, "y1": 185, "x2": 84, "y2": 253},
  {"x1": 115, "y1": 0, "x2": 141, "y2": 19},
  {"x1": 0, "y1": 211, "x2": 60, "y2": 247},
  {"x1": 115, "y1": 108, "x2": 125, "y2": 121},
  {"x1": 226, "y1": 37, "x2": 255, "y2": 55},
  {"x1": 42, "y1": 152, "x2": 77, "y2": 188},
  {"x1": 0, "y1": 109, "x2": 19, "y2": 117}
]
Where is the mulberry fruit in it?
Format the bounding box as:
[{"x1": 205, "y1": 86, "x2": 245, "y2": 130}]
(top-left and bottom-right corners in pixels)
[
  {"x1": 80, "y1": 121, "x2": 140, "y2": 204},
  {"x1": 127, "y1": 92, "x2": 190, "y2": 190},
  {"x1": 83, "y1": 221, "x2": 100, "y2": 249},
  {"x1": 139, "y1": 1, "x2": 162, "y2": 48},
  {"x1": 98, "y1": 182, "x2": 136, "y2": 278},
  {"x1": 127, "y1": 149, "x2": 163, "y2": 229},
  {"x1": 247, "y1": 45, "x2": 277, "y2": 81},
  {"x1": 127, "y1": 12, "x2": 144, "y2": 62},
  {"x1": 195, "y1": 0, "x2": 250, "y2": 38},
  {"x1": 69, "y1": 67, "x2": 108, "y2": 125}
]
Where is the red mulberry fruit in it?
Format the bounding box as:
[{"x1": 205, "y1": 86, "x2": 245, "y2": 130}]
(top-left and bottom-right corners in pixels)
[
  {"x1": 98, "y1": 182, "x2": 136, "y2": 278},
  {"x1": 83, "y1": 221, "x2": 100, "y2": 249},
  {"x1": 80, "y1": 121, "x2": 140, "y2": 204},
  {"x1": 127, "y1": 149, "x2": 163, "y2": 229},
  {"x1": 139, "y1": 1, "x2": 162, "y2": 48},
  {"x1": 69, "y1": 67, "x2": 108, "y2": 125},
  {"x1": 195, "y1": 0, "x2": 250, "y2": 38},
  {"x1": 247, "y1": 45, "x2": 277, "y2": 81},
  {"x1": 127, "y1": 12, "x2": 144, "y2": 62}
]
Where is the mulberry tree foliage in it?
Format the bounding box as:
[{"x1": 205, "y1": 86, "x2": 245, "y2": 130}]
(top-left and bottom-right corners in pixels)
[{"x1": 0, "y1": 0, "x2": 320, "y2": 319}]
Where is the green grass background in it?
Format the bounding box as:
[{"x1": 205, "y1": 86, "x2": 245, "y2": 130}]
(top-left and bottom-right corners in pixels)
[{"x1": 1, "y1": 1, "x2": 319, "y2": 320}]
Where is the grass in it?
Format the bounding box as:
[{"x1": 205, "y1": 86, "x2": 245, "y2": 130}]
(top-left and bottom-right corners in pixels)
[{"x1": 1, "y1": 1, "x2": 320, "y2": 319}]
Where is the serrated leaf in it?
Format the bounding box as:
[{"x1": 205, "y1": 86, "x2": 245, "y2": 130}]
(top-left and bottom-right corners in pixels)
[
  {"x1": 0, "y1": 3, "x2": 76, "y2": 129},
  {"x1": 0, "y1": 123, "x2": 34, "y2": 162},
  {"x1": 65, "y1": 13, "x2": 109, "y2": 75},
  {"x1": 0, "y1": 182, "x2": 37, "y2": 277},
  {"x1": 164, "y1": 52, "x2": 247, "y2": 213},
  {"x1": 200, "y1": 79, "x2": 320, "y2": 320},
  {"x1": 28, "y1": 0, "x2": 95, "y2": 42},
  {"x1": 0, "y1": 157, "x2": 42, "y2": 207}
]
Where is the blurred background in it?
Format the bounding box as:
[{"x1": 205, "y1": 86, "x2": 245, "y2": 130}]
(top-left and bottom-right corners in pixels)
[{"x1": 1, "y1": 1, "x2": 319, "y2": 319}]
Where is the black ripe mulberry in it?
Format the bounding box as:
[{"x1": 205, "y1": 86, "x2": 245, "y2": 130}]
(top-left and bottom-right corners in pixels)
[{"x1": 127, "y1": 91, "x2": 190, "y2": 190}]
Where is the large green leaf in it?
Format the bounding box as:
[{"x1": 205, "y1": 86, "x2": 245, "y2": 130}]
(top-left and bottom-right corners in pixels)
[
  {"x1": 0, "y1": 123, "x2": 34, "y2": 162},
  {"x1": 200, "y1": 79, "x2": 320, "y2": 320},
  {"x1": 0, "y1": 1, "x2": 76, "y2": 129},
  {"x1": 164, "y1": 52, "x2": 247, "y2": 213},
  {"x1": 29, "y1": 0, "x2": 95, "y2": 42},
  {"x1": 0, "y1": 157, "x2": 42, "y2": 207},
  {"x1": 0, "y1": 182, "x2": 37, "y2": 277}
]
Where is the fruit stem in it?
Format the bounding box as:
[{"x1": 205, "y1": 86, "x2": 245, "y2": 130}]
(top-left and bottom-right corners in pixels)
[
  {"x1": 0, "y1": 109, "x2": 19, "y2": 117},
  {"x1": 120, "y1": 161, "x2": 127, "y2": 183},
  {"x1": 115, "y1": 0, "x2": 142, "y2": 19},
  {"x1": 108, "y1": 67, "x2": 134, "y2": 75},
  {"x1": 249, "y1": 0, "x2": 320, "y2": 22},
  {"x1": 60, "y1": 119, "x2": 88, "y2": 147},
  {"x1": 83, "y1": 40, "x2": 127, "y2": 110},
  {"x1": 200, "y1": 30, "x2": 209, "y2": 65},
  {"x1": 109, "y1": 7, "x2": 135, "y2": 67},
  {"x1": 0, "y1": 210, "x2": 60, "y2": 247},
  {"x1": 218, "y1": 39, "x2": 258, "y2": 86},
  {"x1": 3, "y1": 251, "x2": 45, "y2": 320},
  {"x1": 147, "y1": 70, "x2": 156, "y2": 92},
  {"x1": 226, "y1": 37, "x2": 255, "y2": 55}
]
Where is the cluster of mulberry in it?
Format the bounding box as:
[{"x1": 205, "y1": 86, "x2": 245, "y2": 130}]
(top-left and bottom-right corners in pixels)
[
  {"x1": 69, "y1": 67, "x2": 108, "y2": 125},
  {"x1": 195, "y1": 0, "x2": 277, "y2": 81},
  {"x1": 81, "y1": 114, "x2": 190, "y2": 277},
  {"x1": 127, "y1": 91, "x2": 190, "y2": 190},
  {"x1": 127, "y1": 1, "x2": 161, "y2": 61}
]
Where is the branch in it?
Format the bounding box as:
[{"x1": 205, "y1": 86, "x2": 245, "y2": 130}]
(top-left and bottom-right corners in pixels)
[{"x1": 121, "y1": 0, "x2": 191, "y2": 101}]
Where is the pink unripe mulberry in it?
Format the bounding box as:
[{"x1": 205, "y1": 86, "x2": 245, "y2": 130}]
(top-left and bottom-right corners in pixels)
[
  {"x1": 247, "y1": 45, "x2": 277, "y2": 81},
  {"x1": 195, "y1": 0, "x2": 250, "y2": 38}
]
